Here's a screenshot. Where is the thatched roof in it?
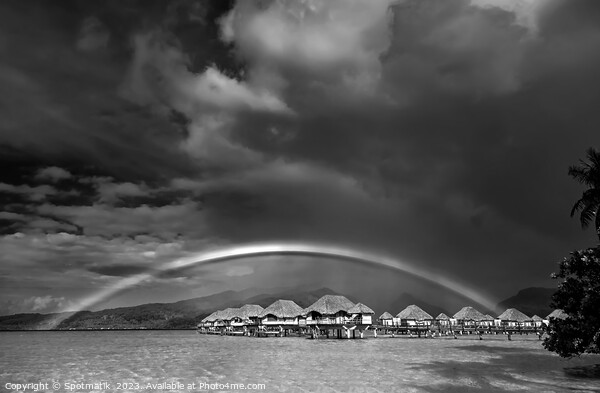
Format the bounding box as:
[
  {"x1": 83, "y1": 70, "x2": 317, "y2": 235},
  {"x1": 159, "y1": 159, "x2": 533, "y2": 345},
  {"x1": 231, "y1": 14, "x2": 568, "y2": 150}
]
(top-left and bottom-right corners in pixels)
[
  {"x1": 453, "y1": 306, "x2": 487, "y2": 321},
  {"x1": 436, "y1": 313, "x2": 450, "y2": 320},
  {"x1": 379, "y1": 312, "x2": 393, "y2": 320},
  {"x1": 239, "y1": 304, "x2": 264, "y2": 319},
  {"x1": 220, "y1": 308, "x2": 240, "y2": 321},
  {"x1": 347, "y1": 302, "x2": 375, "y2": 314},
  {"x1": 396, "y1": 305, "x2": 433, "y2": 320},
  {"x1": 303, "y1": 295, "x2": 355, "y2": 315},
  {"x1": 483, "y1": 314, "x2": 495, "y2": 321},
  {"x1": 498, "y1": 308, "x2": 530, "y2": 322},
  {"x1": 206, "y1": 310, "x2": 222, "y2": 322},
  {"x1": 531, "y1": 315, "x2": 543, "y2": 322},
  {"x1": 547, "y1": 309, "x2": 568, "y2": 320},
  {"x1": 259, "y1": 300, "x2": 304, "y2": 318}
]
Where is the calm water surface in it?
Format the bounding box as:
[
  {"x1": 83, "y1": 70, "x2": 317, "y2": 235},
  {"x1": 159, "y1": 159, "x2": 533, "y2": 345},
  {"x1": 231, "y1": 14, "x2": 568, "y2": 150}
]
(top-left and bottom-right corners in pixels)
[{"x1": 1, "y1": 331, "x2": 599, "y2": 393}]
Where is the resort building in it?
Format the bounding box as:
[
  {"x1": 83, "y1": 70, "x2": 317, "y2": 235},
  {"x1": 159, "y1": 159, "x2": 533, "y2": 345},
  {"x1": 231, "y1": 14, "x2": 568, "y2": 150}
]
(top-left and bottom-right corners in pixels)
[
  {"x1": 378, "y1": 312, "x2": 394, "y2": 326},
  {"x1": 258, "y1": 300, "x2": 304, "y2": 326},
  {"x1": 544, "y1": 309, "x2": 568, "y2": 325},
  {"x1": 199, "y1": 311, "x2": 217, "y2": 329},
  {"x1": 201, "y1": 309, "x2": 228, "y2": 330},
  {"x1": 230, "y1": 305, "x2": 264, "y2": 328},
  {"x1": 347, "y1": 303, "x2": 375, "y2": 325},
  {"x1": 481, "y1": 314, "x2": 496, "y2": 327},
  {"x1": 497, "y1": 308, "x2": 530, "y2": 328},
  {"x1": 208, "y1": 310, "x2": 224, "y2": 327},
  {"x1": 452, "y1": 306, "x2": 487, "y2": 327},
  {"x1": 528, "y1": 315, "x2": 544, "y2": 328},
  {"x1": 396, "y1": 305, "x2": 433, "y2": 326},
  {"x1": 219, "y1": 308, "x2": 239, "y2": 327},
  {"x1": 435, "y1": 313, "x2": 451, "y2": 327},
  {"x1": 304, "y1": 295, "x2": 355, "y2": 326}
]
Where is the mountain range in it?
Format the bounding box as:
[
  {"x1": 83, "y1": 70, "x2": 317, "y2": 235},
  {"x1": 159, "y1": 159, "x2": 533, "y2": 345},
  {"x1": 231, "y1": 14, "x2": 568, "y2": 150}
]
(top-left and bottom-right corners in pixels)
[
  {"x1": 496, "y1": 287, "x2": 556, "y2": 318},
  {"x1": 0, "y1": 286, "x2": 556, "y2": 330}
]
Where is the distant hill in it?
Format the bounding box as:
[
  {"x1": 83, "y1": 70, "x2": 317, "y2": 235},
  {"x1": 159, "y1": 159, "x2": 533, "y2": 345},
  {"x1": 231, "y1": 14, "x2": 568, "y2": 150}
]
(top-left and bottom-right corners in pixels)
[
  {"x1": 242, "y1": 287, "x2": 348, "y2": 309},
  {"x1": 0, "y1": 287, "x2": 346, "y2": 331},
  {"x1": 497, "y1": 287, "x2": 556, "y2": 318},
  {"x1": 5, "y1": 286, "x2": 556, "y2": 330},
  {"x1": 388, "y1": 293, "x2": 449, "y2": 318}
]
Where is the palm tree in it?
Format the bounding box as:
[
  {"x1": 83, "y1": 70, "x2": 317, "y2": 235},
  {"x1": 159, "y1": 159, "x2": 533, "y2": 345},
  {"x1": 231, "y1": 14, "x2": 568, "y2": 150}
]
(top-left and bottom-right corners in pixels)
[{"x1": 568, "y1": 147, "x2": 600, "y2": 241}]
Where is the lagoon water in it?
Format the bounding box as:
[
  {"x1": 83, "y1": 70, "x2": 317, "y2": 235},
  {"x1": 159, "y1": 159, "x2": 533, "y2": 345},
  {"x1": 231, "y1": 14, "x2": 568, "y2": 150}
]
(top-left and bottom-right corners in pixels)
[{"x1": 1, "y1": 331, "x2": 599, "y2": 393}]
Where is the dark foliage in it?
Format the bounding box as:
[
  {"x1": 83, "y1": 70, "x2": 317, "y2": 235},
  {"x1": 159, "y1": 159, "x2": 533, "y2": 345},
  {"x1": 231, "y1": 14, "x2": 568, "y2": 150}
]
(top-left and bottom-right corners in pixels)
[{"x1": 543, "y1": 247, "x2": 600, "y2": 357}]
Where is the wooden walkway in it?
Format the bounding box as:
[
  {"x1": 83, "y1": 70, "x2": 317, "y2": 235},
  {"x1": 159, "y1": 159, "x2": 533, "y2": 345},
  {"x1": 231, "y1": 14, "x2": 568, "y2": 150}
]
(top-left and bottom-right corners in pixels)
[{"x1": 197, "y1": 324, "x2": 545, "y2": 340}]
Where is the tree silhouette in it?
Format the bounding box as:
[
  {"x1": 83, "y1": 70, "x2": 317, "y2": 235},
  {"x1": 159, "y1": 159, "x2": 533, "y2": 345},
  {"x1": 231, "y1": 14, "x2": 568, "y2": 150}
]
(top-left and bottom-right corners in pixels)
[
  {"x1": 569, "y1": 147, "x2": 600, "y2": 242},
  {"x1": 543, "y1": 247, "x2": 600, "y2": 357}
]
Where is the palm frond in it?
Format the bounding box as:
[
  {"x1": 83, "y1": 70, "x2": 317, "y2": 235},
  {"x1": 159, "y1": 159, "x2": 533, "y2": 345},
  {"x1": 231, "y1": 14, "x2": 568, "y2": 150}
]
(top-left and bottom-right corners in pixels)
[
  {"x1": 570, "y1": 148, "x2": 600, "y2": 240},
  {"x1": 570, "y1": 197, "x2": 587, "y2": 218},
  {"x1": 570, "y1": 189, "x2": 600, "y2": 217},
  {"x1": 568, "y1": 165, "x2": 593, "y2": 186},
  {"x1": 585, "y1": 147, "x2": 600, "y2": 168},
  {"x1": 578, "y1": 202, "x2": 599, "y2": 228}
]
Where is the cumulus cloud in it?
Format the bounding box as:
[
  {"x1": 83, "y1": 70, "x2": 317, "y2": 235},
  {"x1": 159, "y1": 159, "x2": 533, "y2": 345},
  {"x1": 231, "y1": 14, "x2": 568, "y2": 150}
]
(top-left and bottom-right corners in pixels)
[
  {"x1": 0, "y1": 231, "x2": 192, "y2": 284},
  {"x1": 36, "y1": 200, "x2": 206, "y2": 239},
  {"x1": 0, "y1": 183, "x2": 57, "y2": 201},
  {"x1": 221, "y1": 0, "x2": 393, "y2": 91},
  {"x1": 96, "y1": 181, "x2": 149, "y2": 203},
  {"x1": 120, "y1": 30, "x2": 292, "y2": 169},
  {"x1": 35, "y1": 166, "x2": 72, "y2": 182},
  {"x1": 0, "y1": 295, "x2": 77, "y2": 315},
  {"x1": 25, "y1": 295, "x2": 72, "y2": 312},
  {"x1": 122, "y1": 33, "x2": 290, "y2": 114}
]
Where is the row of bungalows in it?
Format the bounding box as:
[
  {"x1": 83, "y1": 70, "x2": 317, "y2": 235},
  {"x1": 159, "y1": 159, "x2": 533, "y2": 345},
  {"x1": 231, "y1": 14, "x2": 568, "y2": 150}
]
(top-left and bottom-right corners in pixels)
[
  {"x1": 376, "y1": 305, "x2": 562, "y2": 330},
  {"x1": 199, "y1": 305, "x2": 264, "y2": 332},
  {"x1": 198, "y1": 295, "x2": 376, "y2": 337},
  {"x1": 200, "y1": 297, "x2": 569, "y2": 336}
]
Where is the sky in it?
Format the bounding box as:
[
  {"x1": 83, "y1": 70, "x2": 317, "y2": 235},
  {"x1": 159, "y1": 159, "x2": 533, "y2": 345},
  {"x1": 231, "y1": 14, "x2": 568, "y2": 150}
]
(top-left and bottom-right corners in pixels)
[{"x1": 1, "y1": 0, "x2": 599, "y2": 315}]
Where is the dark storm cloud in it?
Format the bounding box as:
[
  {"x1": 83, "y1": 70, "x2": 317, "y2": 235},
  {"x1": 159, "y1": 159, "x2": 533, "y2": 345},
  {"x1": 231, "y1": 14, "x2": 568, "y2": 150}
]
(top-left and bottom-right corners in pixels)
[
  {"x1": 2, "y1": 0, "x2": 600, "y2": 313},
  {"x1": 0, "y1": 0, "x2": 239, "y2": 181},
  {"x1": 190, "y1": 0, "x2": 600, "y2": 292}
]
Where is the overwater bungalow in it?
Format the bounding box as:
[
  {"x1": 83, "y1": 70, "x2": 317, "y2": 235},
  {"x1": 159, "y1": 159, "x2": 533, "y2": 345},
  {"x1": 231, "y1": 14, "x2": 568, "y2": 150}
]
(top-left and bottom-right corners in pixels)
[
  {"x1": 435, "y1": 313, "x2": 451, "y2": 327},
  {"x1": 258, "y1": 300, "x2": 304, "y2": 326},
  {"x1": 230, "y1": 304, "x2": 264, "y2": 328},
  {"x1": 304, "y1": 295, "x2": 355, "y2": 326},
  {"x1": 201, "y1": 309, "x2": 227, "y2": 332},
  {"x1": 481, "y1": 314, "x2": 496, "y2": 327},
  {"x1": 378, "y1": 312, "x2": 394, "y2": 326},
  {"x1": 198, "y1": 312, "x2": 216, "y2": 329},
  {"x1": 544, "y1": 309, "x2": 568, "y2": 325},
  {"x1": 453, "y1": 306, "x2": 487, "y2": 327},
  {"x1": 528, "y1": 315, "x2": 544, "y2": 328},
  {"x1": 219, "y1": 308, "x2": 239, "y2": 327},
  {"x1": 498, "y1": 308, "x2": 530, "y2": 328},
  {"x1": 396, "y1": 305, "x2": 433, "y2": 326},
  {"x1": 347, "y1": 303, "x2": 375, "y2": 325},
  {"x1": 207, "y1": 309, "x2": 224, "y2": 327}
]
